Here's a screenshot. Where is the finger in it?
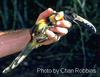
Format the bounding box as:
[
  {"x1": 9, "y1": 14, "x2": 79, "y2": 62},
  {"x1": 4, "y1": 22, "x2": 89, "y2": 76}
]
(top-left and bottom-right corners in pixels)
[
  {"x1": 45, "y1": 30, "x2": 56, "y2": 38},
  {"x1": 36, "y1": 8, "x2": 55, "y2": 24},
  {"x1": 56, "y1": 20, "x2": 72, "y2": 28},
  {"x1": 45, "y1": 30, "x2": 61, "y2": 41},
  {"x1": 50, "y1": 27, "x2": 68, "y2": 35}
]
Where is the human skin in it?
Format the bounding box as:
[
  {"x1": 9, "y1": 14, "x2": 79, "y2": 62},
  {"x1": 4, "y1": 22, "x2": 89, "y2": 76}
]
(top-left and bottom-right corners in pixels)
[{"x1": 0, "y1": 8, "x2": 71, "y2": 58}]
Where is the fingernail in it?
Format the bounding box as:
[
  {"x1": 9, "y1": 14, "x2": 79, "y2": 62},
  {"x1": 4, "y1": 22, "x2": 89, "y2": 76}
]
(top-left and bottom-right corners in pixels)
[
  {"x1": 53, "y1": 11, "x2": 56, "y2": 13},
  {"x1": 48, "y1": 8, "x2": 53, "y2": 11},
  {"x1": 55, "y1": 11, "x2": 64, "y2": 20}
]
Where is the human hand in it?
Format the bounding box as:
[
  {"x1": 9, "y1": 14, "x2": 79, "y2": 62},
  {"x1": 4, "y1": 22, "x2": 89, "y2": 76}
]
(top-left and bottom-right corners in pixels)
[{"x1": 36, "y1": 8, "x2": 72, "y2": 45}]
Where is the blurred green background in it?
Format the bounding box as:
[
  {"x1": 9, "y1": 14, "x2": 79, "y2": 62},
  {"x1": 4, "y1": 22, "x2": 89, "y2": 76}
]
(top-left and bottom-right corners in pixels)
[{"x1": 0, "y1": 0, "x2": 99, "y2": 77}]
